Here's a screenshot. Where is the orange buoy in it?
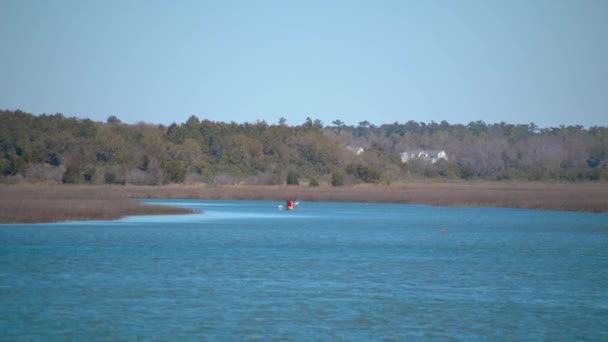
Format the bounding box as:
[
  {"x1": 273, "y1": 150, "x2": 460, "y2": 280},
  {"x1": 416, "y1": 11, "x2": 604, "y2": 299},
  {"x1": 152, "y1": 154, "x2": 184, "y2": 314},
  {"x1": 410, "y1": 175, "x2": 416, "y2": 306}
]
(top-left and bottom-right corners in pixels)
[{"x1": 440, "y1": 229, "x2": 447, "y2": 233}]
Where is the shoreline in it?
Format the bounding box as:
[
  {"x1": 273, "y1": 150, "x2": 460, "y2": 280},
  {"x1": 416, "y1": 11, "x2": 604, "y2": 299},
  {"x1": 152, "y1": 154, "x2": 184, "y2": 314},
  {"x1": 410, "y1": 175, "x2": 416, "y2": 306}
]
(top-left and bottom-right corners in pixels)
[{"x1": 1, "y1": 182, "x2": 607, "y2": 223}]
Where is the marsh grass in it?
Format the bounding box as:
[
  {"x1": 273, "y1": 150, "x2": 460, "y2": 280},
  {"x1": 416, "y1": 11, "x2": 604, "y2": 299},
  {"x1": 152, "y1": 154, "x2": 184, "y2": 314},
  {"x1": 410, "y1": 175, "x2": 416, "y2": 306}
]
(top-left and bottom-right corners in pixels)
[
  {"x1": 1, "y1": 182, "x2": 606, "y2": 223},
  {"x1": 0, "y1": 185, "x2": 193, "y2": 223},
  {"x1": 120, "y1": 182, "x2": 608, "y2": 213}
]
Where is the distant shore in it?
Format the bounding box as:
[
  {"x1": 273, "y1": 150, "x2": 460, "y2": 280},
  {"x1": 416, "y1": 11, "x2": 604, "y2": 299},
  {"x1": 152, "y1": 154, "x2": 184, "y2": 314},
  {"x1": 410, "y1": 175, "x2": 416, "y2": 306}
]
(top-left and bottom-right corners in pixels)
[{"x1": 1, "y1": 182, "x2": 606, "y2": 223}]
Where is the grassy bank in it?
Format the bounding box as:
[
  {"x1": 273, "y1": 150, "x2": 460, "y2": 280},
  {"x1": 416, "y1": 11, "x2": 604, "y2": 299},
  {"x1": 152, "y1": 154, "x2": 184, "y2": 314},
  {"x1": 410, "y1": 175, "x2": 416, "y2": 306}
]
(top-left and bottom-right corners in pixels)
[
  {"x1": 0, "y1": 185, "x2": 194, "y2": 223},
  {"x1": 1, "y1": 182, "x2": 606, "y2": 223}
]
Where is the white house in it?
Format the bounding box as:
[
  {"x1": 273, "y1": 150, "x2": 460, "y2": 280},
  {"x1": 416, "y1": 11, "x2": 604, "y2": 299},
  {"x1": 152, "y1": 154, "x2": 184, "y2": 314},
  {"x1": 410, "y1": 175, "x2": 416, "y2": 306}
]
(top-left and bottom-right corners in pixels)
[
  {"x1": 346, "y1": 145, "x2": 365, "y2": 155},
  {"x1": 400, "y1": 150, "x2": 448, "y2": 164}
]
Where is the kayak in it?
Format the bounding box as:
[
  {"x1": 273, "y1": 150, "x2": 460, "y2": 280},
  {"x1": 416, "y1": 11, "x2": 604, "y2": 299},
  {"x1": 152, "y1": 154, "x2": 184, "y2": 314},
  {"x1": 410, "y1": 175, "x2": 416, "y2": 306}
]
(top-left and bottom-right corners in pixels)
[{"x1": 278, "y1": 201, "x2": 299, "y2": 210}]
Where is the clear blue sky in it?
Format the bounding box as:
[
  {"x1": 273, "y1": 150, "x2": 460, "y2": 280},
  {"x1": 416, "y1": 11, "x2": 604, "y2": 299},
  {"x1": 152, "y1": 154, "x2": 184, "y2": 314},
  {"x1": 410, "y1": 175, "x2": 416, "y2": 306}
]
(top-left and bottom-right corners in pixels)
[{"x1": 1, "y1": 0, "x2": 606, "y2": 128}]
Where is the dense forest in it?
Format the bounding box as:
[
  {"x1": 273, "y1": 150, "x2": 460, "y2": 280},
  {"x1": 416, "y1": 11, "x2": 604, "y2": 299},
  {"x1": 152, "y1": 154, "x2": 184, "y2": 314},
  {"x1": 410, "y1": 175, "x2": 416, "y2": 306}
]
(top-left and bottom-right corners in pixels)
[{"x1": 1, "y1": 109, "x2": 606, "y2": 185}]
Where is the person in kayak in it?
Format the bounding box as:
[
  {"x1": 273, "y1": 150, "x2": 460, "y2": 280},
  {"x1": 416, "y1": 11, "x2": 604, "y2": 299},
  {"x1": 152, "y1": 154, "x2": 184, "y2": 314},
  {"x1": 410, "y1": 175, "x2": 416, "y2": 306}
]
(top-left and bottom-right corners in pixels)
[{"x1": 286, "y1": 200, "x2": 294, "y2": 210}]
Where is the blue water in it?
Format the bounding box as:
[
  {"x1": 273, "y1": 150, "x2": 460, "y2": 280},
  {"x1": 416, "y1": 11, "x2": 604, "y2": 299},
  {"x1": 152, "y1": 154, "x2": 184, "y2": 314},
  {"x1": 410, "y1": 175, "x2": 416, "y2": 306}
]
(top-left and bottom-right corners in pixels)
[{"x1": 1, "y1": 200, "x2": 607, "y2": 340}]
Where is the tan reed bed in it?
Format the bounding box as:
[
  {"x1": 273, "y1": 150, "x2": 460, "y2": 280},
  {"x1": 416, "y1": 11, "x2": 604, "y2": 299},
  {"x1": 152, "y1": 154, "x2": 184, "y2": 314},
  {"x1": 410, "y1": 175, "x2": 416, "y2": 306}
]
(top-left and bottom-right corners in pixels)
[
  {"x1": 118, "y1": 182, "x2": 608, "y2": 213},
  {"x1": 0, "y1": 185, "x2": 193, "y2": 223},
  {"x1": 1, "y1": 182, "x2": 606, "y2": 223}
]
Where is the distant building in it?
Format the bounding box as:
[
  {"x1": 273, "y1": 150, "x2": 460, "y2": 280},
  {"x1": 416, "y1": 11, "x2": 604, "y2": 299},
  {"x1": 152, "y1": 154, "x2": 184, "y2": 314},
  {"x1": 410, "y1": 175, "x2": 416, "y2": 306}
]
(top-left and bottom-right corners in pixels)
[
  {"x1": 400, "y1": 150, "x2": 448, "y2": 164},
  {"x1": 346, "y1": 145, "x2": 365, "y2": 155}
]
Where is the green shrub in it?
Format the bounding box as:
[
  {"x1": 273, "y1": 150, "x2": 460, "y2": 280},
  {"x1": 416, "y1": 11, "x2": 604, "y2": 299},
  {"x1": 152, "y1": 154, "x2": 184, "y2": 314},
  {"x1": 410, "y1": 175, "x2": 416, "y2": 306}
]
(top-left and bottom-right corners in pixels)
[
  {"x1": 308, "y1": 176, "x2": 319, "y2": 187},
  {"x1": 286, "y1": 171, "x2": 299, "y2": 185},
  {"x1": 331, "y1": 170, "x2": 344, "y2": 186}
]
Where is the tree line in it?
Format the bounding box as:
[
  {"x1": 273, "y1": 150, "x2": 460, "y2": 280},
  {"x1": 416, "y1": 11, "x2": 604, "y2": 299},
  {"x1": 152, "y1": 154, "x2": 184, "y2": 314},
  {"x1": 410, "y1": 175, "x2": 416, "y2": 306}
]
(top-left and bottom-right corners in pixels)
[{"x1": 1, "y1": 109, "x2": 606, "y2": 185}]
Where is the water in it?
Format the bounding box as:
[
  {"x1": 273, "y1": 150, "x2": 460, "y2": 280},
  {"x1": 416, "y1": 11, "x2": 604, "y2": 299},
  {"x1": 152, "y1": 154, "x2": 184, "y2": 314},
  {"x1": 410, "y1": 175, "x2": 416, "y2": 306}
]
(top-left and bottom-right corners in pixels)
[{"x1": 1, "y1": 200, "x2": 607, "y2": 340}]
